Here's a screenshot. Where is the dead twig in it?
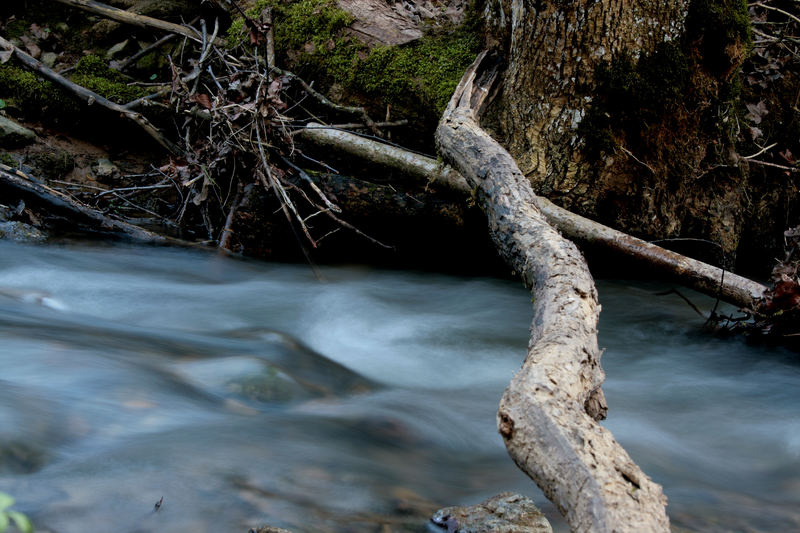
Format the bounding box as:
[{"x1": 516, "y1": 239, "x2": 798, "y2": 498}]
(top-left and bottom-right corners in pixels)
[
  {"x1": 218, "y1": 180, "x2": 245, "y2": 252},
  {"x1": 747, "y1": 158, "x2": 799, "y2": 172},
  {"x1": 272, "y1": 66, "x2": 377, "y2": 131},
  {"x1": 0, "y1": 35, "x2": 180, "y2": 155},
  {"x1": 263, "y1": 7, "x2": 276, "y2": 70},
  {"x1": 53, "y1": 0, "x2": 226, "y2": 46},
  {"x1": 323, "y1": 120, "x2": 408, "y2": 130},
  {"x1": 116, "y1": 32, "x2": 179, "y2": 72},
  {"x1": 279, "y1": 155, "x2": 341, "y2": 213}
]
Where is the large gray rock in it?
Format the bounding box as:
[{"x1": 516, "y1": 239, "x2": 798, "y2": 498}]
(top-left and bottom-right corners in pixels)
[
  {"x1": 0, "y1": 115, "x2": 36, "y2": 146},
  {"x1": 431, "y1": 493, "x2": 552, "y2": 533}
]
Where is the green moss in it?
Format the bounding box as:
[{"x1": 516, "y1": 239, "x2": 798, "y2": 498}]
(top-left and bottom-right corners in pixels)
[
  {"x1": 70, "y1": 55, "x2": 149, "y2": 103},
  {"x1": 685, "y1": 0, "x2": 752, "y2": 75},
  {"x1": 0, "y1": 152, "x2": 16, "y2": 167},
  {"x1": 29, "y1": 149, "x2": 74, "y2": 180},
  {"x1": 579, "y1": 43, "x2": 691, "y2": 157},
  {"x1": 3, "y1": 19, "x2": 29, "y2": 39},
  {"x1": 276, "y1": 0, "x2": 354, "y2": 50},
  {"x1": 0, "y1": 55, "x2": 148, "y2": 121},
  {"x1": 227, "y1": 0, "x2": 479, "y2": 116},
  {"x1": 0, "y1": 63, "x2": 79, "y2": 117},
  {"x1": 354, "y1": 29, "x2": 479, "y2": 113},
  {"x1": 580, "y1": 0, "x2": 752, "y2": 158}
]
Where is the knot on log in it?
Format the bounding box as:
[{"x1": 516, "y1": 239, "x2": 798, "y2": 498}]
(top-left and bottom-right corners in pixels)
[
  {"x1": 584, "y1": 387, "x2": 608, "y2": 421},
  {"x1": 498, "y1": 411, "x2": 515, "y2": 439}
]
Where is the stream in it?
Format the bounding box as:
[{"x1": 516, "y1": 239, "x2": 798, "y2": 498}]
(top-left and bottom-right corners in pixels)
[{"x1": 0, "y1": 241, "x2": 798, "y2": 532}]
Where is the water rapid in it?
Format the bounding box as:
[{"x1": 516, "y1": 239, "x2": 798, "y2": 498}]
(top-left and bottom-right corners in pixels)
[{"x1": 0, "y1": 241, "x2": 797, "y2": 532}]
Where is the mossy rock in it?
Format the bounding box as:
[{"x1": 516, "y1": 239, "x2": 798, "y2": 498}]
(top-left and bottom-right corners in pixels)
[
  {"x1": 28, "y1": 150, "x2": 75, "y2": 180},
  {"x1": 226, "y1": 0, "x2": 480, "y2": 125},
  {"x1": 70, "y1": 55, "x2": 150, "y2": 103},
  {"x1": 0, "y1": 63, "x2": 80, "y2": 119},
  {"x1": 0, "y1": 221, "x2": 48, "y2": 243},
  {"x1": 0, "y1": 115, "x2": 36, "y2": 146}
]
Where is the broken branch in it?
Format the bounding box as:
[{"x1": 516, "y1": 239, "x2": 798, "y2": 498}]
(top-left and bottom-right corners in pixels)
[
  {"x1": 0, "y1": 35, "x2": 180, "y2": 155},
  {"x1": 437, "y1": 51, "x2": 669, "y2": 532},
  {"x1": 53, "y1": 0, "x2": 227, "y2": 47}
]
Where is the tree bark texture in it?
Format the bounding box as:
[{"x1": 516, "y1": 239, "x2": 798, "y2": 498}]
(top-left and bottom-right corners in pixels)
[
  {"x1": 481, "y1": 0, "x2": 765, "y2": 258},
  {"x1": 436, "y1": 52, "x2": 670, "y2": 532}
]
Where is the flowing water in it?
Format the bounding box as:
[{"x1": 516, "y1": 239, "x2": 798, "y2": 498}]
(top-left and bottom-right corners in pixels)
[{"x1": 0, "y1": 241, "x2": 797, "y2": 533}]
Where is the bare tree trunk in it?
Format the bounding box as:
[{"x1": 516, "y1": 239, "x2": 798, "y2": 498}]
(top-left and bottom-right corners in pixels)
[
  {"x1": 483, "y1": 0, "x2": 754, "y2": 257},
  {"x1": 436, "y1": 52, "x2": 669, "y2": 532}
]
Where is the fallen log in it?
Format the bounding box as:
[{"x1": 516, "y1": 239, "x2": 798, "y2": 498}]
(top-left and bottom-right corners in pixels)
[
  {"x1": 52, "y1": 0, "x2": 227, "y2": 47},
  {"x1": 0, "y1": 163, "x2": 176, "y2": 244},
  {"x1": 299, "y1": 124, "x2": 767, "y2": 310},
  {"x1": 435, "y1": 52, "x2": 670, "y2": 531}
]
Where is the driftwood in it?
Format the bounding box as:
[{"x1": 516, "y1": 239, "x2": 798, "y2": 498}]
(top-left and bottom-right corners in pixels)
[
  {"x1": 435, "y1": 52, "x2": 670, "y2": 531},
  {"x1": 299, "y1": 124, "x2": 767, "y2": 310},
  {"x1": 0, "y1": 36, "x2": 180, "y2": 155},
  {"x1": 53, "y1": 0, "x2": 227, "y2": 47},
  {"x1": 0, "y1": 163, "x2": 174, "y2": 244}
]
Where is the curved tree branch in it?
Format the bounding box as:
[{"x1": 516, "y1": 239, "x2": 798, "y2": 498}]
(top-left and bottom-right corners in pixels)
[{"x1": 436, "y1": 52, "x2": 670, "y2": 532}]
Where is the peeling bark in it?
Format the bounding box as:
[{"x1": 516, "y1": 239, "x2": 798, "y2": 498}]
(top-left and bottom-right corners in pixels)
[{"x1": 436, "y1": 52, "x2": 670, "y2": 532}]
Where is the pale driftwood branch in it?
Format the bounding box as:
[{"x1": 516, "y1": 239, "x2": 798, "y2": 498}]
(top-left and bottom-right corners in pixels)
[
  {"x1": 298, "y1": 124, "x2": 767, "y2": 310},
  {"x1": 263, "y1": 7, "x2": 276, "y2": 70},
  {"x1": 436, "y1": 51, "x2": 670, "y2": 531},
  {"x1": 53, "y1": 0, "x2": 227, "y2": 47},
  {"x1": 0, "y1": 35, "x2": 180, "y2": 155},
  {"x1": 300, "y1": 123, "x2": 466, "y2": 190}
]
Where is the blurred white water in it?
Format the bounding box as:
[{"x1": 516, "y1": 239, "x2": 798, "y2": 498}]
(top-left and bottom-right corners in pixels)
[{"x1": 0, "y1": 240, "x2": 797, "y2": 532}]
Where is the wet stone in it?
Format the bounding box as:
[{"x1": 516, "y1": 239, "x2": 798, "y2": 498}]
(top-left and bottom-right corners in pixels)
[
  {"x1": 93, "y1": 158, "x2": 119, "y2": 179},
  {"x1": 0, "y1": 221, "x2": 47, "y2": 242},
  {"x1": 41, "y1": 51, "x2": 58, "y2": 68},
  {"x1": 431, "y1": 493, "x2": 552, "y2": 533},
  {"x1": 0, "y1": 115, "x2": 36, "y2": 146}
]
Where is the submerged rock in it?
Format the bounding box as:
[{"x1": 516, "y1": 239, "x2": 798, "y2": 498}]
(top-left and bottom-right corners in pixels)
[
  {"x1": 0, "y1": 440, "x2": 49, "y2": 474},
  {"x1": 431, "y1": 493, "x2": 552, "y2": 533}
]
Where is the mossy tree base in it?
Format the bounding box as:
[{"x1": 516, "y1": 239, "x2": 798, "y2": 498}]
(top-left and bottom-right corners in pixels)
[{"x1": 482, "y1": 0, "x2": 795, "y2": 273}]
